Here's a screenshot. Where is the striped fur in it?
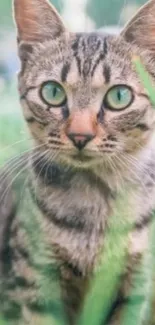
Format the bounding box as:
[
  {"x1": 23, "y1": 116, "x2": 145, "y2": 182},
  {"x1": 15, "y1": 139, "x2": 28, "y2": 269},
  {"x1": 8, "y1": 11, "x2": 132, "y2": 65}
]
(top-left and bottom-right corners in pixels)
[{"x1": 1, "y1": 0, "x2": 155, "y2": 323}]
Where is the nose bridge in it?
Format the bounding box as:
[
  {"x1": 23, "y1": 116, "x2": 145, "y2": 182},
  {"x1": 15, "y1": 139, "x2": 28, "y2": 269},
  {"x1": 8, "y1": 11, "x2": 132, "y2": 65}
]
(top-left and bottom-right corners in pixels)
[{"x1": 66, "y1": 110, "x2": 97, "y2": 135}]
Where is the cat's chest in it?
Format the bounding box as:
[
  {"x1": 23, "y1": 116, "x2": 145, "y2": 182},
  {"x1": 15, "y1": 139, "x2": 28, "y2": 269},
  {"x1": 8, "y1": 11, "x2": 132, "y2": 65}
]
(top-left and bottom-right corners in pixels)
[
  {"x1": 34, "y1": 173, "x2": 112, "y2": 230},
  {"x1": 29, "y1": 173, "x2": 113, "y2": 272}
]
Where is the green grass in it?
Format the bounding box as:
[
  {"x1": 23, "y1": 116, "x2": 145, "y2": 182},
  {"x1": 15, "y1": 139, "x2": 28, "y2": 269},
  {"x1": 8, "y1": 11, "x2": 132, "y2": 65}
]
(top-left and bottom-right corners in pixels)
[
  {"x1": 132, "y1": 55, "x2": 155, "y2": 106},
  {"x1": 0, "y1": 84, "x2": 29, "y2": 165}
]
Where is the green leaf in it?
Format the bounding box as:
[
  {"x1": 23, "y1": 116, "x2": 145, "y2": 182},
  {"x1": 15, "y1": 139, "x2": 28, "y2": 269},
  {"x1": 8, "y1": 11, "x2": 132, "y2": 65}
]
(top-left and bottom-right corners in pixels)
[{"x1": 132, "y1": 55, "x2": 155, "y2": 107}]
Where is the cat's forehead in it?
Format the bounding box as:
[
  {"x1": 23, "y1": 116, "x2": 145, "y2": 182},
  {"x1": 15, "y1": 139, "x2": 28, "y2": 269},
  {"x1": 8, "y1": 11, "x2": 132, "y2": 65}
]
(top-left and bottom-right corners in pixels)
[
  {"x1": 66, "y1": 32, "x2": 132, "y2": 86},
  {"x1": 71, "y1": 32, "x2": 108, "y2": 58},
  {"x1": 25, "y1": 32, "x2": 133, "y2": 88},
  {"x1": 67, "y1": 33, "x2": 109, "y2": 85}
]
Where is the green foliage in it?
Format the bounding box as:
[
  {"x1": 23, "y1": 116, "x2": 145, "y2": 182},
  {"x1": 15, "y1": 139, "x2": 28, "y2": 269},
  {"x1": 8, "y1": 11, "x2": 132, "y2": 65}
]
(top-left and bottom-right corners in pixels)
[
  {"x1": 0, "y1": 0, "x2": 12, "y2": 27},
  {"x1": 86, "y1": 0, "x2": 123, "y2": 28},
  {"x1": 133, "y1": 55, "x2": 155, "y2": 106},
  {"x1": 0, "y1": 88, "x2": 28, "y2": 165},
  {"x1": 86, "y1": 0, "x2": 146, "y2": 28}
]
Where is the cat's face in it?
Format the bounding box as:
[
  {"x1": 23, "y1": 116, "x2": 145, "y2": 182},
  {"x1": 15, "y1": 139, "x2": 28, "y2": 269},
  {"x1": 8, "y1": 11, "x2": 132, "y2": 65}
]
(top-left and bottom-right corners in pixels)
[{"x1": 14, "y1": 0, "x2": 155, "y2": 169}]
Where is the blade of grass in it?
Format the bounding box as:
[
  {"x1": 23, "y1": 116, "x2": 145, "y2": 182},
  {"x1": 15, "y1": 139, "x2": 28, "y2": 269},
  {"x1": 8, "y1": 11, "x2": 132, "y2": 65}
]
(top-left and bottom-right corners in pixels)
[
  {"x1": 0, "y1": 319, "x2": 9, "y2": 325},
  {"x1": 132, "y1": 55, "x2": 155, "y2": 106}
]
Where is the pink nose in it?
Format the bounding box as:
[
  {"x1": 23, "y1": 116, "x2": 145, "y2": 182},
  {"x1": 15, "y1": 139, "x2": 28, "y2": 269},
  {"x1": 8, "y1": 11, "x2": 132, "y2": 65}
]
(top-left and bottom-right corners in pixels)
[{"x1": 67, "y1": 132, "x2": 95, "y2": 150}]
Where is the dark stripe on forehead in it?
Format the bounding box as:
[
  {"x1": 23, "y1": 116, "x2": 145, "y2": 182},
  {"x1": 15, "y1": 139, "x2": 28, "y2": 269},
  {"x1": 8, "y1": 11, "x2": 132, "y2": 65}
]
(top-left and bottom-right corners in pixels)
[
  {"x1": 91, "y1": 53, "x2": 105, "y2": 77},
  {"x1": 72, "y1": 34, "x2": 82, "y2": 52},
  {"x1": 104, "y1": 65, "x2": 111, "y2": 83},
  {"x1": 103, "y1": 37, "x2": 108, "y2": 56},
  {"x1": 76, "y1": 56, "x2": 82, "y2": 75},
  {"x1": 83, "y1": 60, "x2": 91, "y2": 77},
  {"x1": 82, "y1": 38, "x2": 86, "y2": 51},
  {"x1": 72, "y1": 34, "x2": 82, "y2": 75},
  {"x1": 91, "y1": 37, "x2": 108, "y2": 76},
  {"x1": 61, "y1": 62, "x2": 71, "y2": 82}
]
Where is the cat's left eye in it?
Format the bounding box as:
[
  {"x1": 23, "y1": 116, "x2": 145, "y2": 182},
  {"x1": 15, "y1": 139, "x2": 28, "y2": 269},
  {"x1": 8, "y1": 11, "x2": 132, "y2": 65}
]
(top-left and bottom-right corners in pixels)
[
  {"x1": 104, "y1": 85, "x2": 134, "y2": 111},
  {"x1": 40, "y1": 81, "x2": 67, "y2": 107}
]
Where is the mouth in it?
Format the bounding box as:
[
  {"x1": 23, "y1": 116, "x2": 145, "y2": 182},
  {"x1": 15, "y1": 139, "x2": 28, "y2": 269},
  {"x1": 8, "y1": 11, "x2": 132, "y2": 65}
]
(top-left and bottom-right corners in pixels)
[
  {"x1": 70, "y1": 153, "x2": 94, "y2": 162},
  {"x1": 57, "y1": 149, "x2": 103, "y2": 169}
]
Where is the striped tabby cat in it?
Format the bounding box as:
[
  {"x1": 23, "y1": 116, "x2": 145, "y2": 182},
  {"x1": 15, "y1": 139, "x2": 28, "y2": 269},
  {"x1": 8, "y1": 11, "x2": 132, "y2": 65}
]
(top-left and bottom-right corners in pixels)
[{"x1": 1, "y1": 0, "x2": 155, "y2": 324}]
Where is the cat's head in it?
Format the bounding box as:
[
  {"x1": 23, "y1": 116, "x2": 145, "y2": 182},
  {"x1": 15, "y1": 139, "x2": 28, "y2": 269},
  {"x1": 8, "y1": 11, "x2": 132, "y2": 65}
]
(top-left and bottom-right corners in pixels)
[{"x1": 13, "y1": 0, "x2": 155, "y2": 170}]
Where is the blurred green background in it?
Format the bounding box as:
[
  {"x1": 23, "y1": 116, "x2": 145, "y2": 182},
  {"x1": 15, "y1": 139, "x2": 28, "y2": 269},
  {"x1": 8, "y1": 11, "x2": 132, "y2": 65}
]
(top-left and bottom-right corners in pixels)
[{"x1": 0, "y1": 0, "x2": 146, "y2": 165}]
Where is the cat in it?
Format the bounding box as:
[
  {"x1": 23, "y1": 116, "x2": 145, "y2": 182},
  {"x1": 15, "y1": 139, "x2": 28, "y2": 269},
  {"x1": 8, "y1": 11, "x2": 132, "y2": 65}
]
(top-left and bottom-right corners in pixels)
[{"x1": 1, "y1": 0, "x2": 155, "y2": 324}]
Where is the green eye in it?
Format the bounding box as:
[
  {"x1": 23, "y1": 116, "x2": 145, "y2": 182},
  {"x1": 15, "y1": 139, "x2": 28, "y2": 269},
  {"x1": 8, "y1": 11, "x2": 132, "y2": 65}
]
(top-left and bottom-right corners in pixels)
[
  {"x1": 104, "y1": 85, "x2": 134, "y2": 111},
  {"x1": 40, "y1": 81, "x2": 67, "y2": 106}
]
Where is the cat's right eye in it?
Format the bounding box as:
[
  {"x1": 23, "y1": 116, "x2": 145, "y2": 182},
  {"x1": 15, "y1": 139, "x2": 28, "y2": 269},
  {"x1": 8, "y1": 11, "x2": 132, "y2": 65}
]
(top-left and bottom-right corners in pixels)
[
  {"x1": 40, "y1": 81, "x2": 67, "y2": 107},
  {"x1": 104, "y1": 85, "x2": 134, "y2": 111}
]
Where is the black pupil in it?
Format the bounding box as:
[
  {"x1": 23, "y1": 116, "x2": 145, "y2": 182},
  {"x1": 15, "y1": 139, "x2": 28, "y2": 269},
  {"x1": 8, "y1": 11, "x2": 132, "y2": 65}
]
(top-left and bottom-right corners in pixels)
[
  {"x1": 117, "y1": 89, "x2": 122, "y2": 101},
  {"x1": 53, "y1": 87, "x2": 57, "y2": 97}
]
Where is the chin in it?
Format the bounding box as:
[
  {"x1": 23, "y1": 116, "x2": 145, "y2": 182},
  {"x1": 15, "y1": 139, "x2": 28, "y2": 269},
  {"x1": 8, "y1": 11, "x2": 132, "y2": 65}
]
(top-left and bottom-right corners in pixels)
[{"x1": 56, "y1": 151, "x2": 104, "y2": 170}]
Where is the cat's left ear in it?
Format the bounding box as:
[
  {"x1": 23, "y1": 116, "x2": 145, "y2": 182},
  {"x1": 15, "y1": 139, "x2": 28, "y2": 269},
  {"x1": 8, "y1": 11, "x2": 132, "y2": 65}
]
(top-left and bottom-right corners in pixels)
[
  {"x1": 13, "y1": 0, "x2": 67, "y2": 43},
  {"x1": 121, "y1": 0, "x2": 155, "y2": 51}
]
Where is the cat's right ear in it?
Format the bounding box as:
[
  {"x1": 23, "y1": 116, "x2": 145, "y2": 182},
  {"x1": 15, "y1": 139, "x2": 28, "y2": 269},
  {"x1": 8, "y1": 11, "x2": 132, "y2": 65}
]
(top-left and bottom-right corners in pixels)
[
  {"x1": 13, "y1": 0, "x2": 67, "y2": 43},
  {"x1": 121, "y1": 0, "x2": 155, "y2": 51}
]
